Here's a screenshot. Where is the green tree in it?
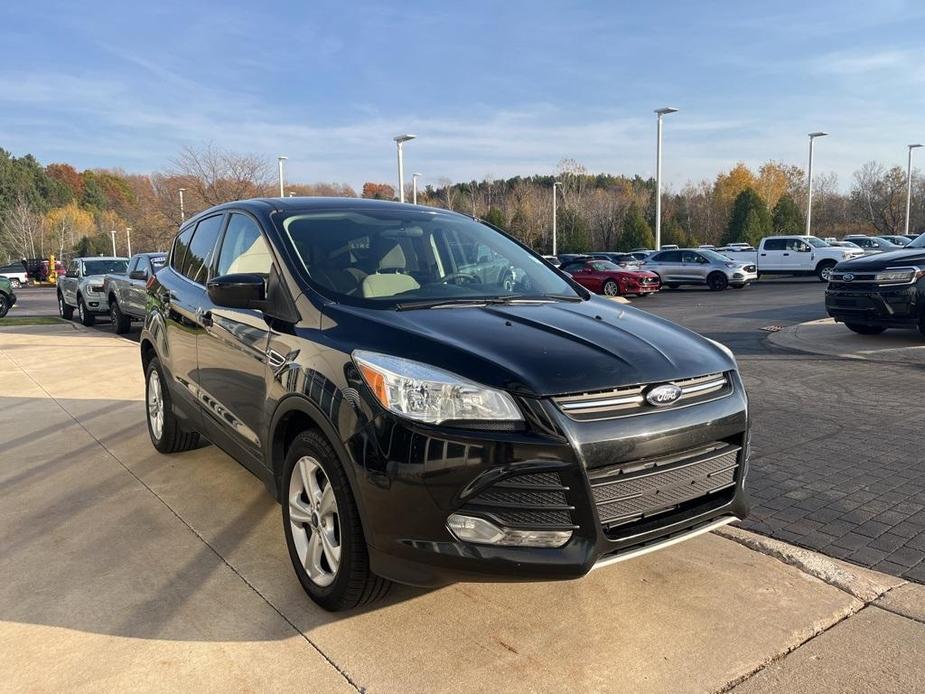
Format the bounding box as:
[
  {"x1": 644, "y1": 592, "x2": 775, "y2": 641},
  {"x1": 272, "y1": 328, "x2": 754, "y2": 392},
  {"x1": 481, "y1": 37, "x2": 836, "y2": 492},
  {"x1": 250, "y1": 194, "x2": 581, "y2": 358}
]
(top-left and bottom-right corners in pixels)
[
  {"x1": 662, "y1": 216, "x2": 695, "y2": 248},
  {"x1": 556, "y1": 207, "x2": 591, "y2": 253},
  {"x1": 80, "y1": 176, "x2": 108, "y2": 210},
  {"x1": 772, "y1": 194, "x2": 804, "y2": 235},
  {"x1": 74, "y1": 233, "x2": 112, "y2": 257},
  {"x1": 483, "y1": 206, "x2": 505, "y2": 228},
  {"x1": 619, "y1": 204, "x2": 655, "y2": 250},
  {"x1": 723, "y1": 188, "x2": 772, "y2": 246}
]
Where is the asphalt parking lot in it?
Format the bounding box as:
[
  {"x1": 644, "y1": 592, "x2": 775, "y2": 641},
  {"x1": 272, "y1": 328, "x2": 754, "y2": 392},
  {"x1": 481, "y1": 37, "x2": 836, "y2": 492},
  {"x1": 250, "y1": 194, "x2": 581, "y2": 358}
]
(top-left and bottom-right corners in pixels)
[{"x1": 9, "y1": 281, "x2": 925, "y2": 582}]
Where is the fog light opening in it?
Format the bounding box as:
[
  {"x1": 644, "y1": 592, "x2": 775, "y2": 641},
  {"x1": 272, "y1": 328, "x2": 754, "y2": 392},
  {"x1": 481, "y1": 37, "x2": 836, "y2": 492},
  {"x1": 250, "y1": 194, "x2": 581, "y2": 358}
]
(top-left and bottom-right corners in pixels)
[{"x1": 446, "y1": 513, "x2": 572, "y2": 548}]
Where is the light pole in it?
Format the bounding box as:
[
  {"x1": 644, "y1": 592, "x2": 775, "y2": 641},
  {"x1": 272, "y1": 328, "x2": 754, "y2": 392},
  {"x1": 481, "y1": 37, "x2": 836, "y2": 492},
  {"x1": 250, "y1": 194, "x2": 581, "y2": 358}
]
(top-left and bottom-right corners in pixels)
[
  {"x1": 412, "y1": 173, "x2": 422, "y2": 205},
  {"x1": 393, "y1": 134, "x2": 416, "y2": 202},
  {"x1": 178, "y1": 187, "x2": 186, "y2": 222},
  {"x1": 126, "y1": 227, "x2": 132, "y2": 257},
  {"x1": 905, "y1": 144, "x2": 923, "y2": 237},
  {"x1": 805, "y1": 132, "x2": 828, "y2": 235},
  {"x1": 110, "y1": 230, "x2": 117, "y2": 256},
  {"x1": 277, "y1": 156, "x2": 287, "y2": 198},
  {"x1": 552, "y1": 181, "x2": 562, "y2": 256},
  {"x1": 654, "y1": 107, "x2": 679, "y2": 251}
]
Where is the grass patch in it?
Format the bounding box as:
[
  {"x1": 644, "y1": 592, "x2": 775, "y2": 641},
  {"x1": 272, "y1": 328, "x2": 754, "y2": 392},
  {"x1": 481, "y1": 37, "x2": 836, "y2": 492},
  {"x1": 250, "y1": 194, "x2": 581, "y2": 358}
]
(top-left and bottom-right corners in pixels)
[{"x1": 0, "y1": 316, "x2": 66, "y2": 327}]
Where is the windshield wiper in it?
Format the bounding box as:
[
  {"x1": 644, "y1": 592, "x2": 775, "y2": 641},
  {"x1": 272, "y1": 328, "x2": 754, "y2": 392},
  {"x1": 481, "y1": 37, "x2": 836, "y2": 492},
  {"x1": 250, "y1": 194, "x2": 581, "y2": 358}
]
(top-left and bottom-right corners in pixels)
[{"x1": 395, "y1": 294, "x2": 582, "y2": 311}]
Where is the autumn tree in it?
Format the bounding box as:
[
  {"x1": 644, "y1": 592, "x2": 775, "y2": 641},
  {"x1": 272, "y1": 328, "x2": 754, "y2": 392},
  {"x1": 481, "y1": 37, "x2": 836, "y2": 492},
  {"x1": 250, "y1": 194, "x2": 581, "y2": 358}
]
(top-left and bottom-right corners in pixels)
[
  {"x1": 772, "y1": 194, "x2": 804, "y2": 235},
  {"x1": 170, "y1": 144, "x2": 273, "y2": 207},
  {"x1": 850, "y1": 162, "x2": 907, "y2": 235},
  {"x1": 723, "y1": 188, "x2": 771, "y2": 246},
  {"x1": 45, "y1": 203, "x2": 95, "y2": 259},
  {"x1": 361, "y1": 182, "x2": 396, "y2": 200}
]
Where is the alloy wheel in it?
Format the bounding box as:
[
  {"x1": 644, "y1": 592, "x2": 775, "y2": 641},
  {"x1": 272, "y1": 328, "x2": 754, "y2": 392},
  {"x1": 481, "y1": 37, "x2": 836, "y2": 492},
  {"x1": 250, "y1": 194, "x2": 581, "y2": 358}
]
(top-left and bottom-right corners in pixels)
[
  {"x1": 147, "y1": 368, "x2": 164, "y2": 441},
  {"x1": 603, "y1": 281, "x2": 619, "y2": 296},
  {"x1": 289, "y1": 456, "x2": 341, "y2": 587}
]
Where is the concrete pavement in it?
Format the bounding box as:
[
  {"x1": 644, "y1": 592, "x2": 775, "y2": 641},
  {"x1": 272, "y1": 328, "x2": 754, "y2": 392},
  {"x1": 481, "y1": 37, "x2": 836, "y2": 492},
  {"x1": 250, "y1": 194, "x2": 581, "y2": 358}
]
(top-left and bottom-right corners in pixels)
[
  {"x1": 769, "y1": 317, "x2": 925, "y2": 363},
  {"x1": 2, "y1": 322, "x2": 924, "y2": 693}
]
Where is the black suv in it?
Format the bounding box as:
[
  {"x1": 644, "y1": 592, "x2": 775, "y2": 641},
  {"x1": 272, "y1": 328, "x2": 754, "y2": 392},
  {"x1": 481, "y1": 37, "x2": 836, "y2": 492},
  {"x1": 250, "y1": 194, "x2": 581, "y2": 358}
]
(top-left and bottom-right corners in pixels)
[
  {"x1": 826, "y1": 234, "x2": 925, "y2": 335},
  {"x1": 140, "y1": 198, "x2": 750, "y2": 611}
]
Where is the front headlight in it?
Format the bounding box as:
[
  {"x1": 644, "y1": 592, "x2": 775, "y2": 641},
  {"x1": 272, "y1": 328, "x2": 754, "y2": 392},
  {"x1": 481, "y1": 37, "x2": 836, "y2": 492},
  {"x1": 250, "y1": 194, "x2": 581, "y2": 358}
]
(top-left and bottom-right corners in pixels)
[
  {"x1": 874, "y1": 267, "x2": 923, "y2": 284},
  {"x1": 353, "y1": 350, "x2": 523, "y2": 425}
]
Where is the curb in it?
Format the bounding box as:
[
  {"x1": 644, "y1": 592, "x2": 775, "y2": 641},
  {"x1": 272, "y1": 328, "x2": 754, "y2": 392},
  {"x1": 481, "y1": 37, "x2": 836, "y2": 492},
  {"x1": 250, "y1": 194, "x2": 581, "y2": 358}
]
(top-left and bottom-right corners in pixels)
[{"x1": 768, "y1": 318, "x2": 925, "y2": 363}]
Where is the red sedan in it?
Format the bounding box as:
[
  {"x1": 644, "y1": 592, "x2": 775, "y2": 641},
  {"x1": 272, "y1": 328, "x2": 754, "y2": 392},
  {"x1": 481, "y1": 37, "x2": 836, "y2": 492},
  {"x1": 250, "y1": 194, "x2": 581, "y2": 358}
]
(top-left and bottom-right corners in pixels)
[{"x1": 560, "y1": 258, "x2": 661, "y2": 297}]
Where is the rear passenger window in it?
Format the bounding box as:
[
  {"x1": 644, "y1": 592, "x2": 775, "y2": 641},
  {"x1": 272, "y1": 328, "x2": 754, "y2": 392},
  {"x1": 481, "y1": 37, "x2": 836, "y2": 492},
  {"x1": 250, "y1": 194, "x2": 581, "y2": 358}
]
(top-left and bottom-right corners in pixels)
[
  {"x1": 216, "y1": 214, "x2": 272, "y2": 276},
  {"x1": 763, "y1": 239, "x2": 786, "y2": 251},
  {"x1": 181, "y1": 215, "x2": 224, "y2": 284}
]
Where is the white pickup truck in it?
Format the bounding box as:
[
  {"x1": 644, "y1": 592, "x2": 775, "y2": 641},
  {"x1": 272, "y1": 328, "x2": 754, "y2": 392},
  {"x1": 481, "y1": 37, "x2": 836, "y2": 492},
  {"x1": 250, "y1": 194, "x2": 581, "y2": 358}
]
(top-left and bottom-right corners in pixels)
[{"x1": 718, "y1": 236, "x2": 864, "y2": 281}]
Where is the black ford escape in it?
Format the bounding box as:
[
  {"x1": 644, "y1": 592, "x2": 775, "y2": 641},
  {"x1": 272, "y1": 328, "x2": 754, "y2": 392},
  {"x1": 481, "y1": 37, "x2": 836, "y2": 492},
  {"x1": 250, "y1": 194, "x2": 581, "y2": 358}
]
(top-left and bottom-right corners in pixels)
[{"x1": 140, "y1": 198, "x2": 750, "y2": 611}]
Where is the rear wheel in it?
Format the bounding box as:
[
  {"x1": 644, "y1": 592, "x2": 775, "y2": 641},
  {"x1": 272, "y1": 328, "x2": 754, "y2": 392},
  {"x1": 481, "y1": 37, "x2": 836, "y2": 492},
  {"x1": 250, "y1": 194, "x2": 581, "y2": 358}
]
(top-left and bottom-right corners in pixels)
[
  {"x1": 145, "y1": 357, "x2": 200, "y2": 453},
  {"x1": 0, "y1": 294, "x2": 9, "y2": 318},
  {"x1": 9, "y1": 278, "x2": 20, "y2": 289},
  {"x1": 706, "y1": 272, "x2": 729, "y2": 291},
  {"x1": 602, "y1": 280, "x2": 619, "y2": 296},
  {"x1": 844, "y1": 323, "x2": 886, "y2": 335},
  {"x1": 77, "y1": 295, "x2": 95, "y2": 327},
  {"x1": 58, "y1": 293, "x2": 74, "y2": 320},
  {"x1": 283, "y1": 430, "x2": 391, "y2": 611},
  {"x1": 110, "y1": 299, "x2": 131, "y2": 334},
  {"x1": 817, "y1": 261, "x2": 836, "y2": 282}
]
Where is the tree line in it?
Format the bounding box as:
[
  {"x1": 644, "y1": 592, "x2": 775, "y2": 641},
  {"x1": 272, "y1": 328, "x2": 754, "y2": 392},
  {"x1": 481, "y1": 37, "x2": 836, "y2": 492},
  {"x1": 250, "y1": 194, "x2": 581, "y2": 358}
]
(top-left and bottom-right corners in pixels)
[{"x1": 2, "y1": 144, "x2": 922, "y2": 264}]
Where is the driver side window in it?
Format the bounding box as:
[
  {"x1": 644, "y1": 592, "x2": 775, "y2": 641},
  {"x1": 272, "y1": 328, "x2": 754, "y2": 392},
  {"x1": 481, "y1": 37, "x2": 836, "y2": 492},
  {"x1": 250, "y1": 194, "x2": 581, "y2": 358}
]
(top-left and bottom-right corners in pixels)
[{"x1": 217, "y1": 213, "x2": 273, "y2": 277}]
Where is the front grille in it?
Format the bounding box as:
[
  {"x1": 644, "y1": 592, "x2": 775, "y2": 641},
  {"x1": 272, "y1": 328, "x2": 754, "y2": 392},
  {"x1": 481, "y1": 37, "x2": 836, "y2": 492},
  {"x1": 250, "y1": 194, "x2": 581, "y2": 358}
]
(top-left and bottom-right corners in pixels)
[
  {"x1": 554, "y1": 372, "x2": 731, "y2": 421},
  {"x1": 829, "y1": 271, "x2": 877, "y2": 283},
  {"x1": 589, "y1": 442, "x2": 740, "y2": 532},
  {"x1": 460, "y1": 471, "x2": 576, "y2": 529}
]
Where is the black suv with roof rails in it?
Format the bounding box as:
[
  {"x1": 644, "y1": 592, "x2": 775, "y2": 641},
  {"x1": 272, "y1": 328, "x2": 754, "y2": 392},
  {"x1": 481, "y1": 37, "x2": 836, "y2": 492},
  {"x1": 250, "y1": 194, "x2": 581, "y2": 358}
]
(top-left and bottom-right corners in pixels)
[
  {"x1": 140, "y1": 197, "x2": 750, "y2": 611},
  {"x1": 826, "y1": 234, "x2": 925, "y2": 335}
]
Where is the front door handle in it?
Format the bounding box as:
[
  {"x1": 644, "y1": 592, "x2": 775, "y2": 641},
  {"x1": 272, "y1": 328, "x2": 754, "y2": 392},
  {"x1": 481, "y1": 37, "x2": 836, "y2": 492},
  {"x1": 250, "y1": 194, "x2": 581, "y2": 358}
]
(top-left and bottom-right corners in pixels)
[
  {"x1": 782, "y1": 252, "x2": 790, "y2": 256},
  {"x1": 196, "y1": 307, "x2": 213, "y2": 327}
]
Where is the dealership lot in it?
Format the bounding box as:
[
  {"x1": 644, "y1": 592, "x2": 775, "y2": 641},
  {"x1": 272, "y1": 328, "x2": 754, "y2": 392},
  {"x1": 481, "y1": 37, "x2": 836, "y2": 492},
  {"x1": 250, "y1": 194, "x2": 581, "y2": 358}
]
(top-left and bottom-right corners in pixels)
[{"x1": 2, "y1": 320, "x2": 923, "y2": 693}]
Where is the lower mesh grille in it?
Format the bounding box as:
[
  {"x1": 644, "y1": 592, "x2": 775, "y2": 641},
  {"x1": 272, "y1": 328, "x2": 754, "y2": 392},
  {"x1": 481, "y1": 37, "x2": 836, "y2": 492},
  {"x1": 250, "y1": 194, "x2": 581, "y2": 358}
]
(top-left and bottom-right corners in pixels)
[
  {"x1": 590, "y1": 442, "x2": 740, "y2": 529},
  {"x1": 461, "y1": 470, "x2": 576, "y2": 530}
]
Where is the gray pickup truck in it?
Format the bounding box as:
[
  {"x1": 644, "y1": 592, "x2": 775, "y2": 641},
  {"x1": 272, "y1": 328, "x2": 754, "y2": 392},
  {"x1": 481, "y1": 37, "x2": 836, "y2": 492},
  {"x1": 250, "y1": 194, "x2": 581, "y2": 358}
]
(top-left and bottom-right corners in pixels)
[
  {"x1": 58, "y1": 256, "x2": 130, "y2": 326},
  {"x1": 102, "y1": 252, "x2": 166, "y2": 333}
]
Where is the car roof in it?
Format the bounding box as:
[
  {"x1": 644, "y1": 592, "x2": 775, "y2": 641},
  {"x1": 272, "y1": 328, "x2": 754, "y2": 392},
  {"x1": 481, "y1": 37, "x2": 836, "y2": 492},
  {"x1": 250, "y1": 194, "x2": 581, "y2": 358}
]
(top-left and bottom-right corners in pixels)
[{"x1": 77, "y1": 256, "x2": 128, "y2": 261}]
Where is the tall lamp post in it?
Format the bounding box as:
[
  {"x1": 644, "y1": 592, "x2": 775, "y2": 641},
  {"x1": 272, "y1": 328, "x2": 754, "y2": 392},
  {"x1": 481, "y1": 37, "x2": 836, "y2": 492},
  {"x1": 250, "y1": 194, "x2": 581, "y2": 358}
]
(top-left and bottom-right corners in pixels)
[
  {"x1": 110, "y1": 230, "x2": 117, "y2": 256},
  {"x1": 393, "y1": 134, "x2": 416, "y2": 202},
  {"x1": 805, "y1": 132, "x2": 828, "y2": 235},
  {"x1": 905, "y1": 144, "x2": 923, "y2": 237},
  {"x1": 552, "y1": 181, "x2": 562, "y2": 256},
  {"x1": 179, "y1": 187, "x2": 186, "y2": 222},
  {"x1": 412, "y1": 172, "x2": 422, "y2": 205},
  {"x1": 277, "y1": 156, "x2": 287, "y2": 198},
  {"x1": 654, "y1": 107, "x2": 679, "y2": 251},
  {"x1": 126, "y1": 227, "x2": 132, "y2": 257}
]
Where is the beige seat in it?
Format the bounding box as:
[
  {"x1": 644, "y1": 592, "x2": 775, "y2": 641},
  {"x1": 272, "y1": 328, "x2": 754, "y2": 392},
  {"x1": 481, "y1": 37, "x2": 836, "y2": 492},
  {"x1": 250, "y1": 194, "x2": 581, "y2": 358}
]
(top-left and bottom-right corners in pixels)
[
  {"x1": 226, "y1": 236, "x2": 272, "y2": 274},
  {"x1": 361, "y1": 243, "x2": 420, "y2": 298}
]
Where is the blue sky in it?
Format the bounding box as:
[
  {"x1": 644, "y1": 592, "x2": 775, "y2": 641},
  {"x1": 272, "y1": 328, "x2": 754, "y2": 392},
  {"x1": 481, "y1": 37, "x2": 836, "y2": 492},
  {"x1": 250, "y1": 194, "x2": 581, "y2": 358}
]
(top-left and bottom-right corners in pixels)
[{"x1": 2, "y1": 0, "x2": 925, "y2": 190}]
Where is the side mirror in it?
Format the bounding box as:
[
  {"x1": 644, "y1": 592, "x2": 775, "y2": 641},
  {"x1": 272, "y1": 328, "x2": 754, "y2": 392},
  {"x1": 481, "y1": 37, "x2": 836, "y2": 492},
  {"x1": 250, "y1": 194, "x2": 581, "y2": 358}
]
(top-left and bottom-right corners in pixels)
[
  {"x1": 207, "y1": 273, "x2": 266, "y2": 310},
  {"x1": 129, "y1": 270, "x2": 147, "y2": 281}
]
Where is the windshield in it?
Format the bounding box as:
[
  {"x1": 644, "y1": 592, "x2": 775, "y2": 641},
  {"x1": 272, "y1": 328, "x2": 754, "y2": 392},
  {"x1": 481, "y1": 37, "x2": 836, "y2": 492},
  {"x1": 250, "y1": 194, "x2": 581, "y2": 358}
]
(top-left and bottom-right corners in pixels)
[
  {"x1": 591, "y1": 261, "x2": 620, "y2": 271},
  {"x1": 279, "y1": 208, "x2": 580, "y2": 307},
  {"x1": 699, "y1": 249, "x2": 736, "y2": 263},
  {"x1": 84, "y1": 259, "x2": 128, "y2": 275},
  {"x1": 804, "y1": 237, "x2": 829, "y2": 248},
  {"x1": 906, "y1": 233, "x2": 925, "y2": 249}
]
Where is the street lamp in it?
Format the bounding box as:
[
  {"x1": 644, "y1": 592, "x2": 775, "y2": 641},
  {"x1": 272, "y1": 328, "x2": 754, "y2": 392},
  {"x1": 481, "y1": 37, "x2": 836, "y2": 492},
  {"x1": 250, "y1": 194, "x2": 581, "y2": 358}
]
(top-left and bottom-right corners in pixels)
[
  {"x1": 654, "y1": 107, "x2": 679, "y2": 251},
  {"x1": 393, "y1": 134, "x2": 416, "y2": 203},
  {"x1": 277, "y1": 156, "x2": 288, "y2": 198},
  {"x1": 552, "y1": 181, "x2": 563, "y2": 256},
  {"x1": 412, "y1": 172, "x2": 422, "y2": 205},
  {"x1": 126, "y1": 227, "x2": 132, "y2": 257},
  {"x1": 178, "y1": 187, "x2": 186, "y2": 222},
  {"x1": 805, "y1": 132, "x2": 829, "y2": 235},
  {"x1": 905, "y1": 144, "x2": 923, "y2": 237},
  {"x1": 110, "y1": 230, "x2": 117, "y2": 256}
]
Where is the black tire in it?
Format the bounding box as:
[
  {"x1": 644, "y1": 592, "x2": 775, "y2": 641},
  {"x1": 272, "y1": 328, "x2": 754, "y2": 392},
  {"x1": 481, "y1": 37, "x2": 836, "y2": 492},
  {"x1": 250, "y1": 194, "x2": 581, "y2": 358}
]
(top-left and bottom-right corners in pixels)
[
  {"x1": 110, "y1": 299, "x2": 131, "y2": 334},
  {"x1": 77, "y1": 295, "x2": 96, "y2": 327},
  {"x1": 282, "y1": 430, "x2": 391, "y2": 611},
  {"x1": 145, "y1": 356, "x2": 200, "y2": 453},
  {"x1": 845, "y1": 323, "x2": 886, "y2": 335},
  {"x1": 817, "y1": 261, "x2": 836, "y2": 282},
  {"x1": 665, "y1": 283, "x2": 679, "y2": 290},
  {"x1": 602, "y1": 280, "x2": 619, "y2": 297},
  {"x1": 58, "y1": 292, "x2": 74, "y2": 320},
  {"x1": 706, "y1": 272, "x2": 729, "y2": 291},
  {"x1": 0, "y1": 294, "x2": 9, "y2": 318}
]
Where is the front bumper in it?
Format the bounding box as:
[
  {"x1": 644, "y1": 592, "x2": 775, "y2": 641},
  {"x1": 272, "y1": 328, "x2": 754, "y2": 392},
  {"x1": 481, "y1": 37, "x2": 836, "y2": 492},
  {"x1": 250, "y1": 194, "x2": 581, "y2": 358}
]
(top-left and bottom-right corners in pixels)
[
  {"x1": 351, "y1": 373, "x2": 750, "y2": 587},
  {"x1": 83, "y1": 290, "x2": 110, "y2": 314},
  {"x1": 729, "y1": 269, "x2": 758, "y2": 286},
  {"x1": 826, "y1": 282, "x2": 919, "y2": 327}
]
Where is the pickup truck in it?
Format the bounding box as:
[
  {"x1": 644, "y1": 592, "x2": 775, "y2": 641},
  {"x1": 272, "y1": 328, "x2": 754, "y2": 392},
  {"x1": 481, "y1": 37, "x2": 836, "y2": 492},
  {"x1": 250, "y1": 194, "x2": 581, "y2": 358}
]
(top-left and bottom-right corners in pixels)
[
  {"x1": 58, "y1": 256, "x2": 129, "y2": 326},
  {"x1": 102, "y1": 252, "x2": 166, "y2": 333},
  {"x1": 0, "y1": 262, "x2": 29, "y2": 288},
  {"x1": 718, "y1": 236, "x2": 864, "y2": 281}
]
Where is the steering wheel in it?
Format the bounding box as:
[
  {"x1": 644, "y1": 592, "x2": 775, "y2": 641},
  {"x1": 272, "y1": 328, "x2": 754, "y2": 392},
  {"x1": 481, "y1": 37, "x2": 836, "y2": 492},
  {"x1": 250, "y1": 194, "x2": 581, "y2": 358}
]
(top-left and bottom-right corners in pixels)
[{"x1": 440, "y1": 272, "x2": 481, "y2": 286}]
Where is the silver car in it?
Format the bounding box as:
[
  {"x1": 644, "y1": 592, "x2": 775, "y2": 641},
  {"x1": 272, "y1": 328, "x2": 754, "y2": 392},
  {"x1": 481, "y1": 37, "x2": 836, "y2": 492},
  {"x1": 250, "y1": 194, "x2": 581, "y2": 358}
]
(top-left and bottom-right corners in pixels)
[{"x1": 642, "y1": 248, "x2": 757, "y2": 291}]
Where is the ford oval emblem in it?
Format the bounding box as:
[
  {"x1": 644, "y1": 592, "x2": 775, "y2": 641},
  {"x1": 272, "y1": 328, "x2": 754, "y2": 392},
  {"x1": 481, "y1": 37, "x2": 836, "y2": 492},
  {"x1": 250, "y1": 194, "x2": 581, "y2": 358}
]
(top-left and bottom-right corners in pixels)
[
  {"x1": 842, "y1": 273, "x2": 855, "y2": 282},
  {"x1": 645, "y1": 383, "x2": 683, "y2": 407}
]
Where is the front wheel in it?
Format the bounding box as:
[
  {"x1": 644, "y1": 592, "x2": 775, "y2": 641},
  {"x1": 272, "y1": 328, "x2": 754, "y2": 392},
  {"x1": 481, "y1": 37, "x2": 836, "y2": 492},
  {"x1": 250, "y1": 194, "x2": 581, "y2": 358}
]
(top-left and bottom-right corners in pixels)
[
  {"x1": 602, "y1": 280, "x2": 619, "y2": 296},
  {"x1": 110, "y1": 300, "x2": 131, "y2": 334},
  {"x1": 58, "y1": 293, "x2": 74, "y2": 320},
  {"x1": 817, "y1": 262, "x2": 836, "y2": 282},
  {"x1": 845, "y1": 323, "x2": 886, "y2": 335},
  {"x1": 283, "y1": 430, "x2": 391, "y2": 611},
  {"x1": 77, "y1": 296, "x2": 96, "y2": 327},
  {"x1": 145, "y1": 357, "x2": 200, "y2": 453},
  {"x1": 706, "y1": 272, "x2": 729, "y2": 291}
]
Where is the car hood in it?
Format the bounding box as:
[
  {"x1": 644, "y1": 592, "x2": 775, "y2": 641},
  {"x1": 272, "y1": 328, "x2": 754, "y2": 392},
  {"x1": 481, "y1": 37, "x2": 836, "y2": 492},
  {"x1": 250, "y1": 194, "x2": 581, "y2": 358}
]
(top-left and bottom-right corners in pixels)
[
  {"x1": 835, "y1": 248, "x2": 925, "y2": 271},
  {"x1": 322, "y1": 297, "x2": 734, "y2": 397},
  {"x1": 612, "y1": 269, "x2": 659, "y2": 280}
]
